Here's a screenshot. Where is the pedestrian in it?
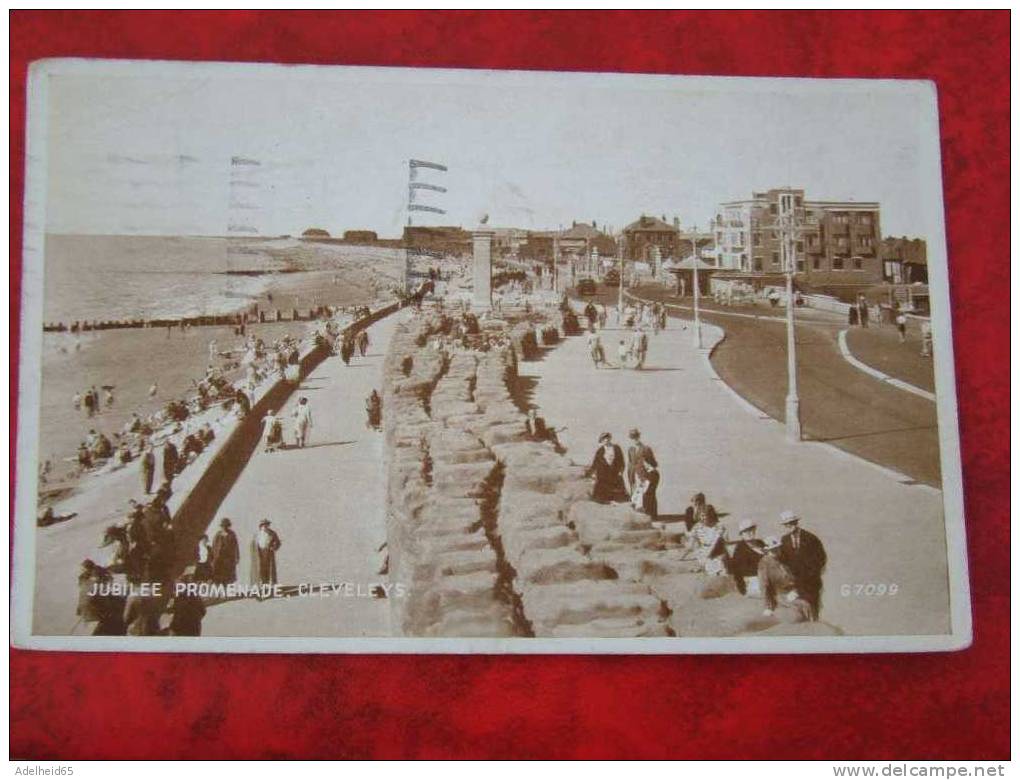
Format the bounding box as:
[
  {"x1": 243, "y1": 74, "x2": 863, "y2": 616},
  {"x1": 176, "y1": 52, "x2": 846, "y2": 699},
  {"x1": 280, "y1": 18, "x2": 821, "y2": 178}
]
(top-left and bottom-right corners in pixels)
[
  {"x1": 726, "y1": 519, "x2": 767, "y2": 596},
  {"x1": 104, "y1": 386, "x2": 115, "y2": 408},
  {"x1": 587, "y1": 331, "x2": 605, "y2": 368},
  {"x1": 211, "y1": 518, "x2": 240, "y2": 584},
  {"x1": 140, "y1": 443, "x2": 156, "y2": 495},
  {"x1": 777, "y1": 510, "x2": 828, "y2": 620},
  {"x1": 251, "y1": 519, "x2": 282, "y2": 586},
  {"x1": 357, "y1": 329, "x2": 370, "y2": 357},
  {"x1": 72, "y1": 391, "x2": 82, "y2": 412},
  {"x1": 262, "y1": 409, "x2": 283, "y2": 453},
  {"x1": 626, "y1": 428, "x2": 659, "y2": 520},
  {"x1": 76, "y1": 560, "x2": 125, "y2": 636},
  {"x1": 585, "y1": 432, "x2": 628, "y2": 503},
  {"x1": 858, "y1": 295, "x2": 870, "y2": 328},
  {"x1": 123, "y1": 592, "x2": 160, "y2": 636},
  {"x1": 162, "y1": 438, "x2": 179, "y2": 483},
  {"x1": 598, "y1": 304, "x2": 607, "y2": 330},
  {"x1": 847, "y1": 304, "x2": 858, "y2": 327},
  {"x1": 83, "y1": 388, "x2": 96, "y2": 417},
  {"x1": 616, "y1": 339, "x2": 630, "y2": 369},
  {"x1": 292, "y1": 397, "x2": 313, "y2": 448},
  {"x1": 194, "y1": 534, "x2": 213, "y2": 582},
  {"x1": 895, "y1": 311, "x2": 908, "y2": 343},
  {"x1": 365, "y1": 389, "x2": 382, "y2": 430},
  {"x1": 168, "y1": 575, "x2": 206, "y2": 636}
]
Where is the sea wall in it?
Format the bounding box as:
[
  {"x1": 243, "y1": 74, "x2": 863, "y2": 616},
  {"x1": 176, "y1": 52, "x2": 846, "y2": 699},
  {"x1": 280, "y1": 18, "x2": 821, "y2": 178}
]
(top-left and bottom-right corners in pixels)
[{"x1": 382, "y1": 310, "x2": 680, "y2": 638}]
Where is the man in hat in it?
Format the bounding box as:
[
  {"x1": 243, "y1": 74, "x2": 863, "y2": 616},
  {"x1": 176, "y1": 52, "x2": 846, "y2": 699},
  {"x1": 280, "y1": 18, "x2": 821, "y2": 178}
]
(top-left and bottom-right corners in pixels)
[
  {"x1": 626, "y1": 429, "x2": 659, "y2": 519},
  {"x1": 251, "y1": 519, "x2": 282, "y2": 586},
  {"x1": 778, "y1": 510, "x2": 827, "y2": 620},
  {"x1": 211, "y1": 518, "x2": 240, "y2": 584},
  {"x1": 726, "y1": 520, "x2": 767, "y2": 595},
  {"x1": 586, "y1": 433, "x2": 628, "y2": 503},
  {"x1": 140, "y1": 442, "x2": 156, "y2": 495}
]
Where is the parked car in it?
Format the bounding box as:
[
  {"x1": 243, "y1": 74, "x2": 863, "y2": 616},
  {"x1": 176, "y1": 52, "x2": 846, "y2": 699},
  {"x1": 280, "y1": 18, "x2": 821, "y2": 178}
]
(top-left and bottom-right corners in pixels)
[
  {"x1": 603, "y1": 269, "x2": 620, "y2": 287},
  {"x1": 577, "y1": 278, "x2": 597, "y2": 296}
]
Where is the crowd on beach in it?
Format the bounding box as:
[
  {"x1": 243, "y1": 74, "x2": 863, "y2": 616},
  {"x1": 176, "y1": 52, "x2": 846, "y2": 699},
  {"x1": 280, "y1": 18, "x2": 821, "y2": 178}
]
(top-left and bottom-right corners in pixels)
[
  {"x1": 69, "y1": 303, "x2": 390, "y2": 636},
  {"x1": 46, "y1": 305, "x2": 380, "y2": 493},
  {"x1": 586, "y1": 427, "x2": 828, "y2": 622}
]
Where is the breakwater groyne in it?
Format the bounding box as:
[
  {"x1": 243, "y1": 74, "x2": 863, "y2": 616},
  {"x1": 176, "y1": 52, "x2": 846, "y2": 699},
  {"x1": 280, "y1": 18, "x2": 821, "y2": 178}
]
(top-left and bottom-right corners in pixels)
[{"x1": 44, "y1": 305, "x2": 343, "y2": 334}]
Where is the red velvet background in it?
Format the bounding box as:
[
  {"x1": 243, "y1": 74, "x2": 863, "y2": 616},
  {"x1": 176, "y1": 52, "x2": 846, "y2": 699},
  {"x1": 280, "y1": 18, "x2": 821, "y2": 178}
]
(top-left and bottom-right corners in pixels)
[{"x1": 9, "y1": 11, "x2": 1010, "y2": 760}]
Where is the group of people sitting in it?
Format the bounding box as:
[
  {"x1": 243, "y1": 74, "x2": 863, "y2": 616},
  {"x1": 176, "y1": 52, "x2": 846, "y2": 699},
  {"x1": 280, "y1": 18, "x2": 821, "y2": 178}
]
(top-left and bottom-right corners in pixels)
[{"x1": 587, "y1": 428, "x2": 828, "y2": 621}]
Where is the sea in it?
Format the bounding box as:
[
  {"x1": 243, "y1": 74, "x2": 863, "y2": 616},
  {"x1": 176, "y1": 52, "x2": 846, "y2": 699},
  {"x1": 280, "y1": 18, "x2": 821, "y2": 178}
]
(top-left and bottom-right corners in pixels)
[{"x1": 40, "y1": 234, "x2": 403, "y2": 324}]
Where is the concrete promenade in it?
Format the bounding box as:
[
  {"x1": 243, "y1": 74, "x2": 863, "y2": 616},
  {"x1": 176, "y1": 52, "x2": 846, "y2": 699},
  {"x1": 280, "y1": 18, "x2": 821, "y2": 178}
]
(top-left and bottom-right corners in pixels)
[
  {"x1": 200, "y1": 311, "x2": 406, "y2": 637},
  {"x1": 524, "y1": 318, "x2": 952, "y2": 637}
]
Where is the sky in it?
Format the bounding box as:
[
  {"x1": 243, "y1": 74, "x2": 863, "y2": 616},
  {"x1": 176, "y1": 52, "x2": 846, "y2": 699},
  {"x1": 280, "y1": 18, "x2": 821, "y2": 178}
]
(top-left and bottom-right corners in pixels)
[{"x1": 38, "y1": 61, "x2": 941, "y2": 240}]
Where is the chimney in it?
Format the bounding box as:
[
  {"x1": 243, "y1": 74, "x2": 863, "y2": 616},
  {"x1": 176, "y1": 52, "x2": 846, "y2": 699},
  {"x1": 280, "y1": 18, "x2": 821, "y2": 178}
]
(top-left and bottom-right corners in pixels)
[{"x1": 673, "y1": 216, "x2": 680, "y2": 230}]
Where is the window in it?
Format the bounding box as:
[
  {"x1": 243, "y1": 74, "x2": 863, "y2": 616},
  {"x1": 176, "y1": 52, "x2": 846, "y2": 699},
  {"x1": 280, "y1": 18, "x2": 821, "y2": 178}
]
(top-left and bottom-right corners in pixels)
[
  {"x1": 795, "y1": 196, "x2": 803, "y2": 207},
  {"x1": 796, "y1": 241, "x2": 804, "y2": 252},
  {"x1": 812, "y1": 257, "x2": 821, "y2": 270},
  {"x1": 833, "y1": 257, "x2": 845, "y2": 270},
  {"x1": 858, "y1": 214, "x2": 872, "y2": 225},
  {"x1": 754, "y1": 259, "x2": 763, "y2": 271},
  {"x1": 837, "y1": 236, "x2": 849, "y2": 249},
  {"x1": 796, "y1": 260, "x2": 805, "y2": 272},
  {"x1": 853, "y1": 257, "x2": 863, "y2": 270},
  {"x1": 771, "y1": 251, "x2": 780, "y2": 266},
  {"x1": 752, "y1": 233, "x2": 760, "y2": 246},
  {"x1": 769, "y1": 204, "x2": 777, "y2": 215},
  {"x1": 859, "y1": 236, "x2": 873, "y2": 249}
]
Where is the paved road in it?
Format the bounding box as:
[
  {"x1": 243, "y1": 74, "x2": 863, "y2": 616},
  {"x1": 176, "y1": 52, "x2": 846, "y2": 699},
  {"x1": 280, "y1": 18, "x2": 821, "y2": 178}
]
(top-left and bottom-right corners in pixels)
[
  {"x1": 200, "y1": 312, "x2": 404, "y2": 637},
  {"x1": 524, "y1": 318, "x2": 951, "y2": 637},
  {"x1": 577, "y1": 284, "x2": 943, "y2": 488}
]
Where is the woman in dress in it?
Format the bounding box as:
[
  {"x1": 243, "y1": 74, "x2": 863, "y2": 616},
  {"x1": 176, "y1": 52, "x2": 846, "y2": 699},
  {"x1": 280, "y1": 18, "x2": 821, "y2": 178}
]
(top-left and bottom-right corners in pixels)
[
  {"x1": 586, "y1": 433, "x2": 628, "y2": 503},
  {"x1": 262, "y1": 409, "x2": 283, "y2": 453}
]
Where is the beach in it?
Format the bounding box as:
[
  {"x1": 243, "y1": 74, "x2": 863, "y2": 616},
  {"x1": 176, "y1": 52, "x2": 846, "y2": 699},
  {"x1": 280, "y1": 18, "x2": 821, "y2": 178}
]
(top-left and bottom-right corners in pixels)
[{"x1": 36, "y1": 234, "x2": 404, "y2": 498}]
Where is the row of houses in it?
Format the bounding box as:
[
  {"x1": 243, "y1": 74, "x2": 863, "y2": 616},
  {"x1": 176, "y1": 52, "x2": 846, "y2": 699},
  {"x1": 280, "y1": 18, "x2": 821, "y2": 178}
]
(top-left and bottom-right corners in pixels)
[{"x1": 338, "y1": 186, "x2": 928, "y2": 290}]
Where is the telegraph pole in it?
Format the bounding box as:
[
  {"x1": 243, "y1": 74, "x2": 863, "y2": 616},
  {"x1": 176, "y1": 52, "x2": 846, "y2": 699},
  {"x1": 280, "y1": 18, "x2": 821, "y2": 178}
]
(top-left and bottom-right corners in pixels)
[{"x1": 691, "y1": 223, "x2": 702, "y2": 349}]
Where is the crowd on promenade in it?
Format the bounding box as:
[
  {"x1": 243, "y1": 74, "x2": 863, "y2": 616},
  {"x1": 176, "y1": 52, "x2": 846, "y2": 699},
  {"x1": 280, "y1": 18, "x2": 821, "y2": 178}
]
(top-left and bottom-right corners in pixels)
[
  {"x1": 68, "y1": 302, "x2": 390, "y2": 636},
  {"x1": 75, "y1": 512, "x2": 285, "y2": 636},
  {"x1": 586, "y1": 428, "x2": 828, "y2": 622},
  {"x1": 579, "y1": 299, "x2": 667, "y2": 370}
]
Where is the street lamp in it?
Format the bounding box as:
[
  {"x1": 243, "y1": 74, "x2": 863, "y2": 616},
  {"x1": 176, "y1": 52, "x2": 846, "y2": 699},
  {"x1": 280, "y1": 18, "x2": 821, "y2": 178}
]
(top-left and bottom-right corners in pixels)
[
  {"x1": 779, "y1": 204, "x2": 802, "y2": 443},
  {"x1": 691, "y1": 223, "x2": 702, "y2": 349},
  {"x1": 617, "y1": 235, "x2": 625, "y2": 313}
]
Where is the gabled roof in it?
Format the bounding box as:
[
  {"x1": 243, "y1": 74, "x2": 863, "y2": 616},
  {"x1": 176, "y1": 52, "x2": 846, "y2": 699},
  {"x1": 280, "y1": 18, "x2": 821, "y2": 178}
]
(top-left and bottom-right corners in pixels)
[{"x1": 623, "y1": 215, "x2": 677, "y2": 234}]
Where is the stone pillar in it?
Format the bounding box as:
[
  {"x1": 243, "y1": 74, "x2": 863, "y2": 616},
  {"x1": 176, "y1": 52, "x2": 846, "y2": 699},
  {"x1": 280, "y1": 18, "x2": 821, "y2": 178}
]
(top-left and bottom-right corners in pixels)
[{"x1": 472, "y1": 229, "x2": 494, "y2": 311}]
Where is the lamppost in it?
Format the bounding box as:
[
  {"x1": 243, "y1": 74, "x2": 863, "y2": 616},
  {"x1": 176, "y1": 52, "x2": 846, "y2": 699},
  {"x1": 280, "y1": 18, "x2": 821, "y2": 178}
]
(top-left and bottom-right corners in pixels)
[
  {"x1": 691, "y1": 223, "x2": 702, "y2": 349},
  {"x1": 779, "y1": 206, "x2": 802, "y2": 443},
  {"x1": 617, "y1": 235, "x2": 625, "y2": 313}
]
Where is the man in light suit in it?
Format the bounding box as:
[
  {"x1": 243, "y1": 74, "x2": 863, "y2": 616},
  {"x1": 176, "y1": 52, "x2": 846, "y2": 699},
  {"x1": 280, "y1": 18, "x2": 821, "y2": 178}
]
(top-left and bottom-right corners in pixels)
[
  {"x1": 777, "y1": 510, "x2": 827, "y2": 620},
  {"x1": 626, "y1": 428, "x2": 659, "y2": 520}
]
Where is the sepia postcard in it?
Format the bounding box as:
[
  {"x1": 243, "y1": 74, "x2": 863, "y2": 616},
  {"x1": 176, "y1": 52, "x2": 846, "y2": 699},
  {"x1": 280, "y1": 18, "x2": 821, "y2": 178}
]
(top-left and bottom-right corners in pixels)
[{"x1": 11, "y1": 59, "x2": 971, "y2": 653}]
